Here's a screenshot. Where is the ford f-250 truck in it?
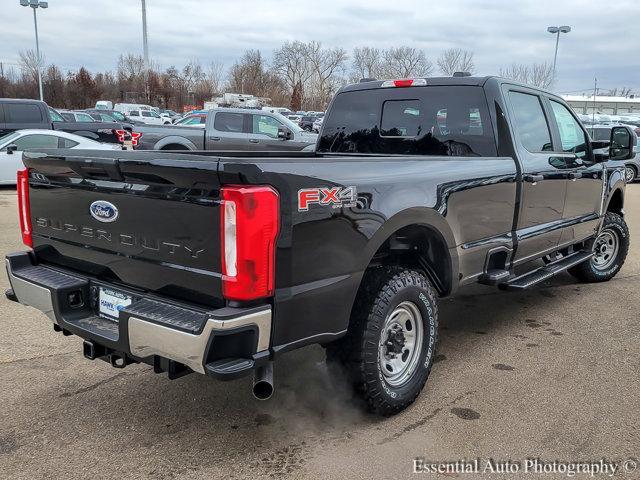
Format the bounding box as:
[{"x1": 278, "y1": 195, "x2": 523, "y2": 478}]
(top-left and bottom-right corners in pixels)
[
  {"x1": 6, "y1": 76, "x2": 636, "y2": 415},
  {"x1": 133, "y1": 107, "x2": 317, "y2": 151}
]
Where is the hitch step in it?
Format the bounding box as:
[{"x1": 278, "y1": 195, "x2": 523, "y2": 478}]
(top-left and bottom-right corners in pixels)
[
  {"x1": 499, "y1": 250, "x2": 593, "y2": 291},
  {"x1": 205, "y1": 358, "x2": 255, "y2": 380}
]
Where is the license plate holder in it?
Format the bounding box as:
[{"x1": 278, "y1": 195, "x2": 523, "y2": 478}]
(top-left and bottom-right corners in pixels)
[{"x1": 98, "y1": 287, "x2": 133, "y2": 321}]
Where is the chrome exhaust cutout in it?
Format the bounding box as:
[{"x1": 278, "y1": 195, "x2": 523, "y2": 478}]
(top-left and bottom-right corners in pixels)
[{"x1": 252, "y1": 362, "x2": 274, "y2": 400}]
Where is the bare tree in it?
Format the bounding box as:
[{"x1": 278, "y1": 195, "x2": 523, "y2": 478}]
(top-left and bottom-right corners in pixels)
[
  {"x1": 437, "y1": 48, "x2": 475, "y2": 76},
  {"x1": 499, "y1": 62, "x2": 553, "y2": 89},
  {"x1": 272, "y1": 41, "x2": 314, "y2": 104},
  {"x1": 380, "y1": 46, "x2": 433, "y2": 78},
  {"x1": 18, "y1": 49, "x2": 44, "y2": 83},
  {"x1": 203, "y1": 60, "x2": 225, "y2": 96},
  {"x1": 530, "y1": 62, "x2": 554, "y2": 89},
  {"x1": 352, "y1": 46, "x2": 382, "y2": 81},
  {"x1": 305, "y1": 41, "x2": 348, "y2": 108}
]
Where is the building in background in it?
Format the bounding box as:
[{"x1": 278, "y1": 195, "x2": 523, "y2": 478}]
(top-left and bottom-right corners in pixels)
[{"x1": 563, "y1": 94, "x2": 640, "y2": 115}]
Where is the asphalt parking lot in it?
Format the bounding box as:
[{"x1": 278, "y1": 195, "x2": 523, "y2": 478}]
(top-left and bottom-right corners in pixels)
[{"x1": 0, "y1": 185, "x2": 638, "y2": 480}]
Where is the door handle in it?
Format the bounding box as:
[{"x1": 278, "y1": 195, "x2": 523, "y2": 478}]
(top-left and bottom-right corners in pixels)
[
  {"x1": 524, "y1": 174, "x2": 544, "y2": 183},
  {"x1": 249, "y1": 139, "x2": 259, "y2": 143},
  {"x1": 209, "y1": 136, "x2": 221, "y2": 141},
  {"x1": 569, "y1": 172, "x2": 582, "y2": 180}
]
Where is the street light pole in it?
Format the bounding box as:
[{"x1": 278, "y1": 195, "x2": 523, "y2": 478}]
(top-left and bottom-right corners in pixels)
[
  {"x1": 141, "y1": 0, "x2": 149, "y2": 69},
  {"x1": 547, "y1": 25, "x2": 571, "y2": 83},
  {"x1": 32, "y1": 6, "x2": 43, "y2": 101},
  {"x1": 20, "y1": 0, "x2": 48, "y2": 101}
]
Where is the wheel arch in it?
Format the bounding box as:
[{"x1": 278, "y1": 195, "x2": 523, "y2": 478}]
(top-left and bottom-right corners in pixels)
[{"x1": 155, "y1": 136, "x2": 196, "y2": 150}]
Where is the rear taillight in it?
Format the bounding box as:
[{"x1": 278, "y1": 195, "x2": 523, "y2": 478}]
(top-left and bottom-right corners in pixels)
[
  {"x1": 220, "y1": 185, "x2": 279, "y2": 301},
  {"x1": 130, "y1": 132, "x2": 142, "y2": 146},
  {"x1": 17, "y1": 169, "x2": 32, "y2": 248},
  {"x1": 114, "y1": 130, "x2": 142, "y2": 147}
]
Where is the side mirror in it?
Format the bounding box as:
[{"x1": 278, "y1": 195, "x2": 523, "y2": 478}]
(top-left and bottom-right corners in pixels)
[
  {"x1": 277, "y1": 127, "x2": 292, "y2": 140},
  {"x1": 6, "y1": 144, "x2": 17, "y2": 155},
  {"x1": 609, "y1": 126, "x2": 637, "y2": 160}
]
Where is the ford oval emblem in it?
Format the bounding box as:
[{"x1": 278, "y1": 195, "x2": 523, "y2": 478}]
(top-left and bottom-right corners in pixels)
[{"x1": 90, "y1": 200, "x2": 119, "y2": 223}]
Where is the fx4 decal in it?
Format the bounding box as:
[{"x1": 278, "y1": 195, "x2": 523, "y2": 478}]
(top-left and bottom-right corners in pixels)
[{"x1": 298, "y1": 186, "x2": 357, "y2": 211}]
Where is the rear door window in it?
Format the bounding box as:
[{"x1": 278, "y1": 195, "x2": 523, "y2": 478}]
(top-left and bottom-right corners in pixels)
[
  {"x1": 13, "y1": 134, "x2": 59, "y2": 150},
  {"x1": 508, "y1": 92, "x2": 553, "y2": 153},
  {"x1": 214, "y1": 113, "x2": 244, "y2": 133},
  {"x1": 6, "y1": 103, "x2": 43, "y2": 123},
  {"x1": 318, "y1": 86, "x2": 496, "y2": 156}
]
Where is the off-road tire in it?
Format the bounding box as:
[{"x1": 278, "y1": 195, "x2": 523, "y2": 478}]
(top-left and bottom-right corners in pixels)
[
  {"x1": 568, "y1": 212, "x2": 629, "y2": 282},
  {"x1": 326, "y1": 267, "x2": 438, "y2": 416}
]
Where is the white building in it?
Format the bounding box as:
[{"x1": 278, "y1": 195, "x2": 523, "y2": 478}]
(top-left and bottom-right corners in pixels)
[{"x1": 563, "y1": 94, "x2": 640, "y2": 115}]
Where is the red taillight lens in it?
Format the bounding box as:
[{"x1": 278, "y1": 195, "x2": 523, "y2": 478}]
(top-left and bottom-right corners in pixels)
[
  {"x1": 393, "y1": 79, "x2": 414, "y2": 87},
  {"x1": 17, "y1": 169, "x2": 32, "y2": 248},
  {"x1": 114, "y1": 129, "x2": 127, "y2": 142},
  {"x1": 130, "y1": 132, "x2": 142, "y2": 146},
  {"x1": 220, "y1": 185, "x2": 279, "y2": 301}
]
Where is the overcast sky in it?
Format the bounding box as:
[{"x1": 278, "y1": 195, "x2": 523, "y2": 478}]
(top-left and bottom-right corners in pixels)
[{"x1": 1, "y1": 0, "x2": 639, "y2": 94}]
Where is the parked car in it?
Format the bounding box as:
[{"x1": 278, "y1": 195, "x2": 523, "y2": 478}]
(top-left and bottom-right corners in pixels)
[
  {"x1": 0, "y1": 98, "x2": 131, "y2": 145},
  {"x1": 58, "y1": 110, "x2": 96, "y2": 122},
  {"x1": 82, "y1": 109, "x2": 129, "y2": 123},
  {"x1": 312, "y1": 116, "x2": 323, "y2": 133},
  {"x1": 0, "y1": 129, "x2": 118, "y2": 184},
  {"x1": 95, "y1": 100, "x2": 113, "y2": 110},
  {"x1": 6, "y1": 76, "x2": 635, "y2": 416},
  {"x1": 113, "y1": 103, "x2": 153, "y2": 114},
  {"x1": 127, "y1": 109, "x2": 171, "y2": 125},
  {"x1": 160, "y1": 109, "x2": 181, "y2": 122},
  {"x1": 287, "y1": 114, "x2": 302, "y2": 123},
  {"x1": 262, "y1": 106, "x2": 293, "y2": 116},
  {"x1": 588, "y1": 124, "x2": 640, "y2": 182},
  {"x1": 174, "y1": 113, "x2": 207, "y2": 128},
  {"x1": 298, "y1": 115, "x2": 318, "y2": 131},
  {"x1": 135, "y1": 108, "x2": 317, "y2": 151}
]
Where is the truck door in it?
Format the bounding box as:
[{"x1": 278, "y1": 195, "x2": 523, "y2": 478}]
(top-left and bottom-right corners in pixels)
[
  {"x1": 506, "y1": 89, "x2": 571, "y2": 264},
  {"x1": 547, "y1": 99, "x2": 604, "y2": 245},
  {"x1": 206, "y1": 112, "x2": 248, "y2": 150},
  {"x1": 247, "y1": 113, "x2": 302, "y2": 150}
]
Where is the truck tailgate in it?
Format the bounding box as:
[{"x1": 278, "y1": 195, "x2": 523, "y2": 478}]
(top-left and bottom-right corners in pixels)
[{"x1": 22, "y1": 150, "x2": 224, "y2": 308}]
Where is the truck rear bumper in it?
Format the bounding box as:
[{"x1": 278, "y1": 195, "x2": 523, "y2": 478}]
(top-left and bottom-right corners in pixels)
[{"x1": 6, "y1": 251, "x2": 271, "y2": 379}]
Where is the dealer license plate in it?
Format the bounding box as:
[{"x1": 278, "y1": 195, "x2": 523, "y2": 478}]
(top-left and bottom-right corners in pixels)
[{"x1": 98, "y1": 287, "x2": 132, "y2": 320}]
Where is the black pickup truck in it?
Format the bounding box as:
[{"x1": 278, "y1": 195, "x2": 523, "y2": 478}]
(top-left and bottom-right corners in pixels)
[
  {"x1": 6, "y1": 76, "x2": 635, "y2": 416},
  {"x1": 0, "y1": 98, "x2": 132, "y2": 145}
]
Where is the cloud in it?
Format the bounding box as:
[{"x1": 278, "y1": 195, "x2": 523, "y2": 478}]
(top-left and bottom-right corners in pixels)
[{"x1": 1, "y1": 0, "x2": 639, "y2": 93}]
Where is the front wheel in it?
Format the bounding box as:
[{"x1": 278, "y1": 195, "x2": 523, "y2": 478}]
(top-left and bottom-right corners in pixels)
[
  {"x1": 568, "y1": 212, "x2": 629, "y2": 282},
  {"x1": 326, "y1": 267, "x2": 438, "y2": 416},
  {"x1": 625, "y1": 165, "x2": 637, "y2": 183}
]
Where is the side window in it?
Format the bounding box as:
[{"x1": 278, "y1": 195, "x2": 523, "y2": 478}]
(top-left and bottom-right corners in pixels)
[
  {"x1": 380, "y1": 100, "x2": 421, "y2": 137},
  {"x1": 141, "y1": 111, "x2": 152, "y2": 118},
  {"x1": 60, "y1": 138, "x2": 79, "y2": 148},
  {"x1": 252, "y1": 115, "x2": 281, "y2": 137},
  {"x1": 76, "y1": 113, "x2": 94, "y2": 122},
  {"x1": 61, "y1": 112, "x2": 75, "y2": 122},
  {"x1": 129, "y1": 111, "x2": 139, "y2": 117},
  {"x1": 6, "y1": 103, "x2": 43, "y2": 123},
  {"x1": 509, "y1": 91, "x2": 553, "y2": 153},
  {"x1": 13, "y1": 134, "x2": 59, "y2": 150},
  {"x1": 214, "y1": 113, "x2": 244, "y2": 133},
  {"x1": 550, "y1": 101, "x2": 588, "y2": 157},
  {"x1": 49, "y1": 108, "x2": 64, "y2": 122}
]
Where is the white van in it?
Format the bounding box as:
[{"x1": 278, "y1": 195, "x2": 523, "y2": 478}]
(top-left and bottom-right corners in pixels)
[
  {"x1": 95, "y1": 100, "x2": 113, "y2": 110},
  {"x1": 114, "y1": 103, "x2": 154, "y2": 115}
]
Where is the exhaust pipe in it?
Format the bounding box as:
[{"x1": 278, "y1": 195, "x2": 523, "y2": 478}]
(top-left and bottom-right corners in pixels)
[{"x1": 252, "y1": 362, "x2": 274, "y2": 400}]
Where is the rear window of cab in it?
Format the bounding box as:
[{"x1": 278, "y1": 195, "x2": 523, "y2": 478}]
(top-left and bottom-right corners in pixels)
[{"x1": 317, "y1": 86, "x2": 496, "y2": 157}]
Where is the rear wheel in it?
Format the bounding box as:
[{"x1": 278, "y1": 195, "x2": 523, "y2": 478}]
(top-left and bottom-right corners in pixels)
[
  {"x1": 326, "y1": 267, "x2": 438, "y2": 416},
  {"x1": 568, "y1": 212, "x2": 629, "y2": 282}
]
